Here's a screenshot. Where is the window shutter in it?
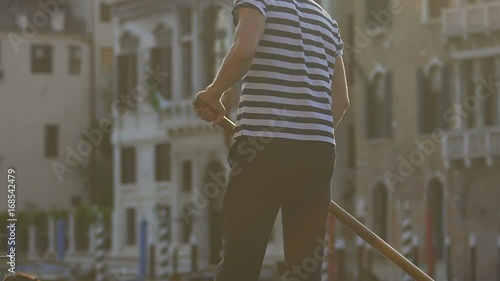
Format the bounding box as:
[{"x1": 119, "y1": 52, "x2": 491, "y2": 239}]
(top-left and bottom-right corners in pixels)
[
  {"x1": 439, "y1": 64, "x2": 451, "y2": 130},
  {"x1": 384, "y1": 71, "x2": 393, "y2": 138},
  {"x1": 417, "y1": 68, "x2": 427, "y2": 133}
]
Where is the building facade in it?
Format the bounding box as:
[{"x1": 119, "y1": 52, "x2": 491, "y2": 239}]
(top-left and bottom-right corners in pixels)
[
  {"x1": 0, "y1": 0, "x2": 93, "y2": 211},
  {"x1": 349, "y1": 0, "x2": 500, "y2": 280}
]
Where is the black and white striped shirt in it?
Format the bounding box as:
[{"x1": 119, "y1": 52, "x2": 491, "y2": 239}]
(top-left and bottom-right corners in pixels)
[{"x1": 232, "y1": 0, "x2": 344, "y2": 145}]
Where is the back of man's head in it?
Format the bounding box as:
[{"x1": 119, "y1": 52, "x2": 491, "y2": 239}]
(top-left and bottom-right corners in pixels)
[{"x1": 3, "y1": 273, "x2": 40, "y2": 281}]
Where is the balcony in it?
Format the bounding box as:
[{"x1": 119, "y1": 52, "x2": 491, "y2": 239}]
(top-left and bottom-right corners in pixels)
[
  {"x1": 442, "y1": 1, "x2": 500, "y2": 38},
  {"x1": 443, "y1": 128, "x2": 500, "y2": 167},
  {"x1": 161, "y1": 100, "x2": 213, "y2": 135}
]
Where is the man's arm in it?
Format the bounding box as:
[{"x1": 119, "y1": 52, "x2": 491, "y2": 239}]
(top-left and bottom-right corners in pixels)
[
  {"x1": 193, "y1": 7, "x2": 265, "y2": 125},
  {"x1": 207, "y1": 7, "x2": 265, "y2": 95},
  {"x1": 331, "y1": 56, "x2": 349, "y2": 129}
]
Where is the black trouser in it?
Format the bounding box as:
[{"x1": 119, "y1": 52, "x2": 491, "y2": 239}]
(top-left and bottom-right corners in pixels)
[{"x1": 215, "y1": 136, "x2": 336, "y2": 281}]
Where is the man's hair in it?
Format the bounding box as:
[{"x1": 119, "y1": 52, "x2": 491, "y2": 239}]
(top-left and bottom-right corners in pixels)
[{"x1": 3, "y1": 273, "x2": 40, "y2": 281}]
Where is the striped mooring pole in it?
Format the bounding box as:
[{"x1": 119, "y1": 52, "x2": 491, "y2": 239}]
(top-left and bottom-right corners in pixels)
[
  {"x1": 158, "y1": 206, "x2": 170, "y2": 281},
  {"x1": 94, "y1": 212, "x2": 106, "y2": 281},
  {"x1": 401, "y1": 202, "x2": 413, "y2": 281}
]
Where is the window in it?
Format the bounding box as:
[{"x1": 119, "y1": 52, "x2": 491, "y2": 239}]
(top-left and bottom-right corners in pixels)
[
  {"x1": 366, "y1": 72, "x2": 393, "y2": 139},
  {"x1": 372, "y1": 183, "x2": 388, "y2": 241},
  {"x1": 427, "y1": 179, "x2": 444, "y2": 260},
  {"x1": 117, "y1": 53, "x2": 138, "y2": 104},
  {"x1": 182, "y1": 219, "x2": 192, "y2": 243},
  {"x1": 100, "y1": 3, "x2": 111, "y2": 22},
  {"x1": 180, "y1": 7, "x2": 192, "y2": 35},
  {"x1": 150, "y1": 47, "x2": 172, "y2": 100},
  {"x1": 482, "y1": 58, "x2": 497, "y2": 127},
  {"x1": 182, "y1": 160, "x2": 192, "y2": 192},
  {"x1": 121, "y1": 147, "x2": 136, "y2": 184},
  {"x1": 417, "y1": 64, "x2": 451, "y2": 134},
  {"x1": 68, "y1": 45, "x2": 82, "y2": 75},
  {"x1": 100, "y1": 48, "x2": 113, "y2": 80},
  {"x1": 100, "y1": 133, "x2": 112, "y2": 160},
  {"x1": 180, "y1": 7, "x2": 193, "y2": 98},
  {"x1": 126, "y1": 208, "x2": 136, "y2": 245},
  {"x1": 182, "y1": 41, "x2": 192, "y2": 98},
  {"x1": 365, "y1": 0, "x2": 391, "y2": 27},
  {"x1": 462, "y1": 60, "x2": 475, "y2": 128},
  {"x1": 428, "y1": 0, "x2": 449, "y2": 19},
  {"x1": 45, "y1": 125, "x2": 59, "y2": 158},
  {"x1": 31, "y1": 45, "x2": 53, "y2": 74},
  {"x1": 155, "y1": 143, "x2": 171, "y2": 181},
  {"x1": 71, "y1": 196, "x2": 82, "y2": 207}
]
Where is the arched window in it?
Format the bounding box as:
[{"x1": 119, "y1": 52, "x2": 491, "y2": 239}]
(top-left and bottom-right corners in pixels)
[
  {"x1": 417, "y1": 63, "x2": 450, "y2": 133},
  {"x1": 117, "y1": 31, "x2": 139, "y2": 107},
  {"x1": 366, "y1": 71, "x2": 393, "y2": 139},
  {"x1": 151, "y1": 23, "x2": 173, "y2": 101},
  {"x1": 427, "y1": 179, "x2": 445, "y2": 260},
  {"x1": 372, "y1": 183, "x2": 388, "y2": 241}
]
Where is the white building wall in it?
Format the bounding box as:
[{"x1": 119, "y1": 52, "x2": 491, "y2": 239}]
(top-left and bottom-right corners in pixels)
[{"x1": 0, "y1": 33, "x2": 92, "y2": 210}]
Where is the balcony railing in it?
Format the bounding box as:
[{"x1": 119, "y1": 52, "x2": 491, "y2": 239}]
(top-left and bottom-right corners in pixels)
[
  {"x1": 443, "y1": 1, "x2": 500, "y2": 38},
  {"x1": 443, "y1": 128, "x2": 500, "y2": 167},
  {"x1": 161, "y1": 100, "x2": 213, "y2": 133}
]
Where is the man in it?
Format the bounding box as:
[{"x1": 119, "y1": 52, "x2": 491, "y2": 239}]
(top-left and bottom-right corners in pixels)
[{"x1": 193, "y1": 1, "x2": 349, "y2": 281}]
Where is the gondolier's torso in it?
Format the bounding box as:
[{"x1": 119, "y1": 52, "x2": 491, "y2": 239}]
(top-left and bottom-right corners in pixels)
[{"x1": 232, "y1": 0, "x2": 344, "y2": 145}]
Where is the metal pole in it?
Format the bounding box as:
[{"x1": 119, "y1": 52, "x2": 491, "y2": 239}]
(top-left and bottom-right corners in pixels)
[
  {"x1": 57, "y1": 220, "x2": 65, "y2": 261},
  {"x1": 497, "y1": 234, "x2": 500, "y2": 281},
  {"x1": 470, "y1": 234, "x2": 476, "y2": 281},
  {"x1": 139, "y1": 218, "x2": 148, "y2": 281},
  {"x1": 193, "y1": 98, "x2": 435, "y2": 281},
  {"x1": 446, "y1": 236, "x2": 452, "y2": 281},
  {"x1": 426, "y1": 209, "x2": 435, "y2": 279},
  {"x1": 356, "y1": 236, "x2": 363, "y2": 281},
  {"x1": 327, "y1": 213, "x2": 335, "y2": 281},
  {"x1": 191, "y1": 232, "x2": 198, "y2": 273},
  {"x1": 366, "y1": 245, "x2": 373, "y2": 281},
  {"x1": 412, "y1": 234, "x2": 419, "y2": 267},
  {"x1": 335, "y1": 238, "x2": 346, "y2": 281}
]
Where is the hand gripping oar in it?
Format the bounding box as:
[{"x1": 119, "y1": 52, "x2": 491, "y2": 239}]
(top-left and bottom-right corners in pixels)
[{"x1": 192, "y1": 97, "x2": 434, "y2": 281}]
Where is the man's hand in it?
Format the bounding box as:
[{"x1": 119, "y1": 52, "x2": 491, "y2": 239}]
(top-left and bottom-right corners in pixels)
[{"x1": 193, "y1": 89, "x2": 226, "y2": 127}]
